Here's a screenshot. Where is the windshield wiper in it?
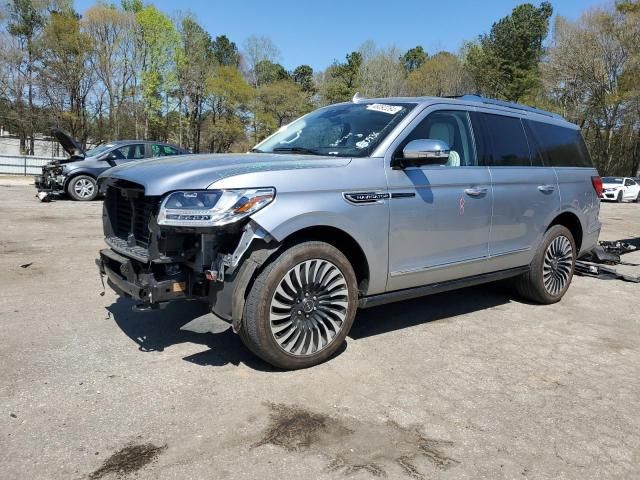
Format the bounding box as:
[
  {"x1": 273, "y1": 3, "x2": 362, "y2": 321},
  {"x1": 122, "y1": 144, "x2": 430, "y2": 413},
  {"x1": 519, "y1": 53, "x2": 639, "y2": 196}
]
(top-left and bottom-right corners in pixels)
[
  {"x1": 249, "y1": 148, "x2": 264, "y2": 153},
  {"x1": 272, "y1": 147, "x2": 322, "y2": 155}
]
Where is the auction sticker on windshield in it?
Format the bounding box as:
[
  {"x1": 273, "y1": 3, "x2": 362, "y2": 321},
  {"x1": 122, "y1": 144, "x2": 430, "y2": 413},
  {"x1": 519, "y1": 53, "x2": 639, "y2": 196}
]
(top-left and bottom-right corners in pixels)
[{"x1": 366, "y1": 103, "x2": 403, "y2": 115}]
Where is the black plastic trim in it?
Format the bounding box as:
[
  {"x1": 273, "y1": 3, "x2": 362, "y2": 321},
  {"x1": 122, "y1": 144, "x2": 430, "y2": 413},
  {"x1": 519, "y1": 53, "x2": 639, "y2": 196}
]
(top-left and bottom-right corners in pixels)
[
  {"x1": 358, "y1": 266, "x2": 529, "y2": 309},
  {"x1": 390, "y1": 192, "x2": 416, "y2": 199}
]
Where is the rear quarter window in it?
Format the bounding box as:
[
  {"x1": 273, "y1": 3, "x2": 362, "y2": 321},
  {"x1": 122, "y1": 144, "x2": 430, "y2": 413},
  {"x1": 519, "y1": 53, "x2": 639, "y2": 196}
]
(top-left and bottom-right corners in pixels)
[
  {"x1": 525, "y1": 120, "x2": 592, "y2": 168},
  {"x1": 471, "y1": 112, "x2": 531, "y2": 167}
]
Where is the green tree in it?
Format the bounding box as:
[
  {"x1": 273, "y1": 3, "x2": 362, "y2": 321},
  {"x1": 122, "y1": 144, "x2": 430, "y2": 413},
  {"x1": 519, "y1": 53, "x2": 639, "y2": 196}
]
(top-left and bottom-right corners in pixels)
[
  {"x1": 401, "y1": 45, "x2": 427, "y2": 72},
  {"x1": 176, "y1": 16, "x2": 213, "y2": 152},
  {"x1": 292, "y1": 64, "x2": 315, "y2": 94},
  {"x1": 254, "y1": 59, "x2": 288, "y2": 85},
  {"x1": 135, "y1": 4, "x2": 178, "y2": 139},
  {"x1": 82, "y1": 4, "x2": 136, "y2": 140},
  {"x1": 39, "y1": 7, "x2": 93, "y2": 144},
  {"x1": 206, "y1": 65, "x2": 252, "y2": 152},
  {"x1": 320, "y1": 51, "x2": 362, "y2": 104},
  {"x1": 465, "y1": 2, "x2": 553, "y2": 101},
  {"x1": 212, "y1": 34, "x2": 240, "y2": 67},
  {"x1": 254, "y1": 79, "x2": 310, "y2": 140},
  {"x1": 6, "y1": 0, "x2": 47, "y2": 153},
  {"x1": 544, "y1": 7, "x2": 640, "y2": 175},
  {"x1": 406, "y1": 51, "x2": 470, "y2": 97}
]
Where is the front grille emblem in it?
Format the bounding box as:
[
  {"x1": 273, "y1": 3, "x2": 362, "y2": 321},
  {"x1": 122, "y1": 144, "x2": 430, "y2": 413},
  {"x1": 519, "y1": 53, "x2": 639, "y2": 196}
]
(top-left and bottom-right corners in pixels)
[{"x1": 127, "y1": 233, "x2": 136, "y2": 247}]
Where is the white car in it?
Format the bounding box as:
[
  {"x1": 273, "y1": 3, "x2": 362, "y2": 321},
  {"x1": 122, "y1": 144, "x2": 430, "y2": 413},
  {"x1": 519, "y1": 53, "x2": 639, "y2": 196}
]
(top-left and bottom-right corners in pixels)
[{"x1": 601, "y1": 176, "x2": 640, "y2": 202}]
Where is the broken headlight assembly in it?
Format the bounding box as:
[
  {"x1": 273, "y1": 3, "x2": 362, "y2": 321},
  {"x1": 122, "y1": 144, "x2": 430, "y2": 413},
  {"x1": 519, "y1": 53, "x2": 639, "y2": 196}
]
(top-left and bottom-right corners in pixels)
[{"x1": 157, "y1": 188, "x2": 275, "y2": 227}]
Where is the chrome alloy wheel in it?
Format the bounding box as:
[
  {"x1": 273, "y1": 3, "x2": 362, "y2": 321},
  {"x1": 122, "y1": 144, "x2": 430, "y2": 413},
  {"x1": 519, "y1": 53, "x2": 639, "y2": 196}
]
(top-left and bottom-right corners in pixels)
[
  {"x1": 542, "y1": 235, "x2": 573, "y2": 296},
  {"x1": 74, "y1": 178, "x2": 95, "y2": 198},
  {"x1": 269, "y1": 259, "x2": 349, "y2": 356}
]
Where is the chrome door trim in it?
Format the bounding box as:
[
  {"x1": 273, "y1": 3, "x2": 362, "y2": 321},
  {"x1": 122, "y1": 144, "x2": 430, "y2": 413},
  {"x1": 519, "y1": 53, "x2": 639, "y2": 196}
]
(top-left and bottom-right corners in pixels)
[{"x1": 389, "y1": 247, "x2": 531, "y2": 277}]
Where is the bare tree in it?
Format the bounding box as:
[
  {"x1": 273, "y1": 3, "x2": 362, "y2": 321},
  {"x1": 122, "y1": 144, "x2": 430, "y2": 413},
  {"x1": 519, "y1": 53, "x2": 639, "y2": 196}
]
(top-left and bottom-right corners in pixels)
[{"x1": 242, "y1": 34, "x2": 280, "y2": 87}]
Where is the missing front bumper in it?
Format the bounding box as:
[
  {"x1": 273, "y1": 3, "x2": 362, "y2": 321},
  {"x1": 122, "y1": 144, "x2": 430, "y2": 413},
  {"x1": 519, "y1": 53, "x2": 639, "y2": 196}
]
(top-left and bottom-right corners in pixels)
[{"x1": 96, "y1": 248, "x2": 189, "y2": 304}]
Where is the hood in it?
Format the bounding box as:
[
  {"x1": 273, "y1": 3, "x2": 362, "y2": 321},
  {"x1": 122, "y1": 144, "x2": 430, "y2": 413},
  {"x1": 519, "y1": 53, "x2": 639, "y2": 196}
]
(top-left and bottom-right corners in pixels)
[
  {"x1": 99, "y1": 153, "x2": 351, "y2": 196},
  {"x1": 53, "y1": 129, "x2": 85, "y2": 159},
  {"x1": 602, "y1": 182, "x2": 623, "y2": 189}
]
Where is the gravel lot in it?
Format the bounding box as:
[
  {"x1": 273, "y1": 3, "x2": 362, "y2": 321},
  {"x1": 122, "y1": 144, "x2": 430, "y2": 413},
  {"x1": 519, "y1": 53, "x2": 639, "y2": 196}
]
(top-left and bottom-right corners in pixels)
[{"x1": 1, "y1": 178, "x2": 639, "y2": 480}]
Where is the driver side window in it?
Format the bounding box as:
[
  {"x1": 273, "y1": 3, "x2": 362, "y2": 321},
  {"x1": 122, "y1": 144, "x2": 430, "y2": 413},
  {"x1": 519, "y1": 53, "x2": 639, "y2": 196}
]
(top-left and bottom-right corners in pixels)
[{"x1": 401, "y1": 110, "x2": 476, "y2": 167}]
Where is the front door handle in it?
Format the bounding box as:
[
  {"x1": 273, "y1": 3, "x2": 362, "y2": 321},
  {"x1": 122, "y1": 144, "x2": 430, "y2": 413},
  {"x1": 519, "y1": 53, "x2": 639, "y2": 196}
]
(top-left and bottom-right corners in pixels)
[
  {"x1": 464, "y1": 187, "x2": 488, "y2": 197},
  {"x1": 538, "y1": 184, "x2": 555, "y2": 193}
]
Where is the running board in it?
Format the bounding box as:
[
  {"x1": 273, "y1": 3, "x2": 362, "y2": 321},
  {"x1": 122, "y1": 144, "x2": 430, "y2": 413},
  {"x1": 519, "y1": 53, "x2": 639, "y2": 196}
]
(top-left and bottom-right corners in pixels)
[{"x1": 358, "y1": 266, "x2": 529, "y2": 309}]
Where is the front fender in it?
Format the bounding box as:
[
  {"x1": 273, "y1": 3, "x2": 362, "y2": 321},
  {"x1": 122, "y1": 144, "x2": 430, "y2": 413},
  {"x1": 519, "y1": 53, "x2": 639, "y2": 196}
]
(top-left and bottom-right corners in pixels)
[{"x1": 249, "y1": 191, "x2": 389, "y2": 295}]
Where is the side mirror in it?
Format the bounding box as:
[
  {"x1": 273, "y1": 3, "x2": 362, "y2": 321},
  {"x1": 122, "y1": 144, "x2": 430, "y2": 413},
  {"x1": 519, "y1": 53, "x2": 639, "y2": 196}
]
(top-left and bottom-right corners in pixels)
[
  {"x1": 393, "y1": 139, "x2": 450, "y2": 169},
  {"x1": 104, "y1": 151, "x2": 119, "y2": 161}
]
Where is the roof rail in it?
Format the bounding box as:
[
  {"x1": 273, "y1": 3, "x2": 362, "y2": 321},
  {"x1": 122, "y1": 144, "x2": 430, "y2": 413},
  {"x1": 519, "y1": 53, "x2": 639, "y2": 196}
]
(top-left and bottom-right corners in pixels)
[{"x1": 455, "y1": 94, "x2": 563, "y2": 120}]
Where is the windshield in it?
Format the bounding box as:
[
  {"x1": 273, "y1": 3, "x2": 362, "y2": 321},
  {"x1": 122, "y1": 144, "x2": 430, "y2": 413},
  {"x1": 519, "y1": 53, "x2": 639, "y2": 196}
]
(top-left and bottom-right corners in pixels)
[
  {"x1": 254, "y1": 102, "x2": 416, "y2": 157},
  {"x1": 85, "y1": 144, "x2": 115, "y2": 158},
  {"x1": 602, "y1": 177, "x2": 623, "y2": 184}
]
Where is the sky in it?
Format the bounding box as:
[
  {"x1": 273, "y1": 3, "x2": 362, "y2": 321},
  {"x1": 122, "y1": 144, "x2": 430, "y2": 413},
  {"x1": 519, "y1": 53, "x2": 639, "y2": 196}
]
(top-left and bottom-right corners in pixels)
[{"x1": 74, "y1": 0, "x2": 608, "y2": 71}]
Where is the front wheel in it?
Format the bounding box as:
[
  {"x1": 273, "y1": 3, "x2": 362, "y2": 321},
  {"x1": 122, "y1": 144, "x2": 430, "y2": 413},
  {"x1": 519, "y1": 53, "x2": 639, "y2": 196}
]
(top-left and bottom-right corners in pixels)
[
  {"x1": 616, "y1": 191, "x2": 623, "y2": 203},
  {"x1": 67, "y1": 175, "x2": 98, "y2": 201},
  {"x1": 515, "y1": 225, "x2": 576, "y2": 304},
  {"x1": 240, "y1": 241, "x2": 358, "y2": 369}
]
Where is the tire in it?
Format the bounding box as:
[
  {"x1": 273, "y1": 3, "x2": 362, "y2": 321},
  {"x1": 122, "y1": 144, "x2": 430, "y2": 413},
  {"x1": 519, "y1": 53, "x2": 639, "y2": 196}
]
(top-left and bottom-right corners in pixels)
[
  {"x1": 240, "y1": 241, "x2": 358, "y2": 369},
  {"x1": 67, "y1": 175, "x2": 98, "y2": 201},
  {"x1": 616, "y1": 191, "x2": 623, "y2": 203},
  {"x1": 515, "y1": 225, "x2": 576, "y2": 304},
  {"x1": 635, "y1": 192, "x2": 640, "y2": 203}
]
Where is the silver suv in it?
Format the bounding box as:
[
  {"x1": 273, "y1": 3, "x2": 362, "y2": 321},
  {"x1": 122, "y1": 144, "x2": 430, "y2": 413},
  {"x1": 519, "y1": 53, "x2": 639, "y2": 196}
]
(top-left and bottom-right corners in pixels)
[{"x1": 96, "y1": 95, "x2": 602, "y2": 369}]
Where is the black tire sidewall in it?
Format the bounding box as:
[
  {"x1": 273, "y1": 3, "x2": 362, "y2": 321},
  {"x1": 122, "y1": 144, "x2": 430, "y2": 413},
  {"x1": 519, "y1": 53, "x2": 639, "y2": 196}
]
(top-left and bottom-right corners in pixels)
[
  {"x1": 67, "y1": 175, "x2": 98, "y2": 201},
  {"x1": 242, "y1": 241, "x2": 358, "y2": 369}
]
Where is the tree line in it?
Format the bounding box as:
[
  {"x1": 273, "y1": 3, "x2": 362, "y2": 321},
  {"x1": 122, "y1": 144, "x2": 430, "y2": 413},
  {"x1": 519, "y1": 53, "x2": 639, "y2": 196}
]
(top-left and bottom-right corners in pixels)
[{"x1": 1, "y1": 0, "x2": 639, "y2": 175}]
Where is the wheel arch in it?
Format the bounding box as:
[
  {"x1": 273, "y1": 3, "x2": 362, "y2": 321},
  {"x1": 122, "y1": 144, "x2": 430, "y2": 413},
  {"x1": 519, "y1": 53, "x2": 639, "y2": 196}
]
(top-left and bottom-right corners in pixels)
[
  {"x1": 277, "y1": 225, "x2": 371, "y2": 294},
  {"x1": 226, "y1": 224, "x2": 371, "y2": 335},
  {"x1": 63, "y1": 170, "x2": 97, "y2": 190},
  {"x1": 547, "y1": 211, "x2": 583, "y2": 252}
]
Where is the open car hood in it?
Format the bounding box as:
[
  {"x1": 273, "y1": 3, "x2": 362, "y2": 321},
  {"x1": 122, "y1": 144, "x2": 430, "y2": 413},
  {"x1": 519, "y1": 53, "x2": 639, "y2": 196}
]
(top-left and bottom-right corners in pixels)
[{"x1": 53, "y1": 129, "x2": 85, "y2": 159}]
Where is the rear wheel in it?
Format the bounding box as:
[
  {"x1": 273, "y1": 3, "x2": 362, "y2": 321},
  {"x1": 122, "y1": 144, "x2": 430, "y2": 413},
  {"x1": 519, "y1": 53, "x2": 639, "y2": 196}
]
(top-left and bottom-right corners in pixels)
[
  {"x1": 515, "y1": 225, "x2": 576, "y2": 304},
  {"x1": 240, "y1": 241, "x2": 358, "y2": 369},
  {"x1": 67, "y1": 175, "x2": 98, "y2": 201}
]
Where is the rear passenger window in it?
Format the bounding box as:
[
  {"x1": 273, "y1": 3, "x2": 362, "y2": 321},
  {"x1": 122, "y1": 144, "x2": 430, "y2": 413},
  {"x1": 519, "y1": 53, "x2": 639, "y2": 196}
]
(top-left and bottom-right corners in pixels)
[
  {"x1": 474, "y1": 113, "x2": 531, "y2": 167},
  {"x1": 114, "y1": 144, "x2": 145, "y2": 160},
  {"x1": 526, "y1": 120, "x2": 592, "y2": 168},
  {"x1": 152, "y1": 144, "x2": 179, "y2": 157}
]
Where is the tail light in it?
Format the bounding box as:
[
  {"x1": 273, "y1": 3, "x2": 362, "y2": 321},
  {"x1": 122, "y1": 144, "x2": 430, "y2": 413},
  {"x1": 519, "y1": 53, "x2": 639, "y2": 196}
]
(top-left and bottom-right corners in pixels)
[{"x1": 591, "y1": 176, "x2": 603, "y2": 197}]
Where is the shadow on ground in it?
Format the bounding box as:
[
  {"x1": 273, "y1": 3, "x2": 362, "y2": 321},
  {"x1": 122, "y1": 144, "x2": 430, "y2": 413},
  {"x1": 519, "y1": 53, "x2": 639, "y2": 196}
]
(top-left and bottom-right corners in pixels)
[
  {"x1": 107, "y1": 298, "x2": 274, "y2": 371},
  {"x1": 108, "y1": 281, "x2": 516, "y2": 369},
  {"x1": 350, "y1": 281, "x2": 515, "y2": 339}
]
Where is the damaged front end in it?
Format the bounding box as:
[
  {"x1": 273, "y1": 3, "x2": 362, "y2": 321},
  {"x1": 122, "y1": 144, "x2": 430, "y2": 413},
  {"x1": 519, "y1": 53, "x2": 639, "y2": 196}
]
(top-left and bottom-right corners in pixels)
[
  {"x1": 95, "y1": 180, "x2": 279, "y2": 330},
  {"x1": 35, "y1": 163, "x2": 67, "y2": 198}
]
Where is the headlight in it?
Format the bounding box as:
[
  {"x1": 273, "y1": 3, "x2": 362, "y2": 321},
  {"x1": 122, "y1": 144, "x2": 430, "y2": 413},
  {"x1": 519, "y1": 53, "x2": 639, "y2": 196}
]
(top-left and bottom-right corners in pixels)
[{"x1": 157, "y1": 188, "x2": 275, "y2": 227}]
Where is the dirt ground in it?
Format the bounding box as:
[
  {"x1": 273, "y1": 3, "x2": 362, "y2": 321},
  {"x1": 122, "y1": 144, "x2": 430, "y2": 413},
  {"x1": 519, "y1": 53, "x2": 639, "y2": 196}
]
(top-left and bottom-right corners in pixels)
[{"x1": 1, "y1": 178, "x2": 639, "y2": 480}]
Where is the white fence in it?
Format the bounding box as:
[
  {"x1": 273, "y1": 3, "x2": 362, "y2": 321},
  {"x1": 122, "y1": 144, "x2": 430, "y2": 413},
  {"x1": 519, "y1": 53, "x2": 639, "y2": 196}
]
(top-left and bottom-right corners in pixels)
[{"x1": 0, "y1": 154, "x2": 64, "y2": 175}]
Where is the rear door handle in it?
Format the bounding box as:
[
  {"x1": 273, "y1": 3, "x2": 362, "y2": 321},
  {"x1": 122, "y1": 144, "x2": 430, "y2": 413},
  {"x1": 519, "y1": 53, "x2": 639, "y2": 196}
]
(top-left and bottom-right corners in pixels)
[
  {"x1": 537, "y1": 185, "x2": 555, "y2": 193},
  {"x1": 464, "y1": 187, "x2": 488, "y2": 197}
]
